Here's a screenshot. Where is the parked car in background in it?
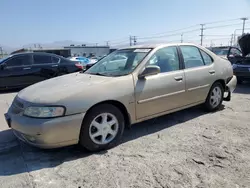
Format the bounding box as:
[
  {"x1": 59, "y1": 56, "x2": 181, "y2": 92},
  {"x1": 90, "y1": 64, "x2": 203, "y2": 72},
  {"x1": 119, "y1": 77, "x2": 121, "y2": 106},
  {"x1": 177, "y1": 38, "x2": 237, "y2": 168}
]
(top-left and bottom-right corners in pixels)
[
  {"x1": 210, "y1": 34, "x2": 250, "y2": 84},
  {"x1": 68, "y1": 56, "x2": 90, "y2": 69},
  {"x1": 0, "y1": 52, "x2": 83, "y2": 90},
  {"x1": 5, "y1": 43, "x2": 236, "y2": 152}
]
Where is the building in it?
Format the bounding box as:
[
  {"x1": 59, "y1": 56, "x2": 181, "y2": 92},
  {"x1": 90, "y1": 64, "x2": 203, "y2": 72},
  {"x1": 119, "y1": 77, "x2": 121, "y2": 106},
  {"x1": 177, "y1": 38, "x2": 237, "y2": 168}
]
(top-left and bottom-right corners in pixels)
[
  {"x1": 64, "y1": 45, "x2": 110, "y2": 58},
  {"x1": 33, "y1": 48, "x2": 71, "y2": 57}
]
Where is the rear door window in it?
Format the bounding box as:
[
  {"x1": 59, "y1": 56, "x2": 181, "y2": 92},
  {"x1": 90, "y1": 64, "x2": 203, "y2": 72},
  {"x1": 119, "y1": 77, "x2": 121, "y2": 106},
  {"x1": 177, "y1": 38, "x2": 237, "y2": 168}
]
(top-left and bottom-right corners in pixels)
[
  {"x1": 180, "y1": 46, "x2": 205, "y2": 69},
  {"x1": 52, "y1": 56, "x2": 60, "y2": 63},
  {"x1": 33, "y1": 55, "x2": 53, "y2": 64},
  {"x1": 200, "y1": 50, "x2": 213, "y2": 65},
  {"x1": 5, "y1": 55, "x2": 32, "y2": 67}
]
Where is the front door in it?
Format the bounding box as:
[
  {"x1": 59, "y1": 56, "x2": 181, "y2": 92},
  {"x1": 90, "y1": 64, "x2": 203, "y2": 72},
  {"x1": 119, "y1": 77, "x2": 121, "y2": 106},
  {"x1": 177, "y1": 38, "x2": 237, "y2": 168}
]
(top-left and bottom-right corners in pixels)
[
  {"x1": 0, "y1": 54, "x2": 33, "y2": 88},
  {"x1": 135, "y1": 46, "x2": 186, "y2": 120},
  {"x1": 179, "y1": 45, "x2": 216, "y2": 104}
]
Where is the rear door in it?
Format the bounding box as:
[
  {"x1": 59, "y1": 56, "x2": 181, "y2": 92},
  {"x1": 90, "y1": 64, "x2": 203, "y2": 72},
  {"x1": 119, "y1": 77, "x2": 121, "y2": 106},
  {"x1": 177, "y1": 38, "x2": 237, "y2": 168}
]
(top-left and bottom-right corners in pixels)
[
  {"x1": 0, "y1": 54, "x2": 33, "y2": 88},
  {"x1": 32, "y1": 54, "x2": 60, "y2": 82},
  {"x1": 179, "y1": 45, "x2": 216, "y2": 104}
]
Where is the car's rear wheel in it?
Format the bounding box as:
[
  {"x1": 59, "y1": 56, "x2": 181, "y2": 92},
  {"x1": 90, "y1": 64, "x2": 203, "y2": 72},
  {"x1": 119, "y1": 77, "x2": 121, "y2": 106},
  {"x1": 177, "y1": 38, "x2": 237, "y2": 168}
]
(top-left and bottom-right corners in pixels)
[
  {"x1": 204, "y1": 82, "x2": 224, "y2": 112},
  {"x1": 79, "y1": 104, "x2": 125, "y2": 151}
]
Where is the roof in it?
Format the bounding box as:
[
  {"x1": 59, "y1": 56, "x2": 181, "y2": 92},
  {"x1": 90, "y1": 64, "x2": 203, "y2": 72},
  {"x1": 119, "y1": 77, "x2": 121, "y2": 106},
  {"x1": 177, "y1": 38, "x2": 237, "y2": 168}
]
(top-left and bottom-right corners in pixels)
[
  {"x1": 64, "y1": 46, "x2": 109, "y2": 48},
  {"x1": 10, "y1": 52, "x2": 62, "y2": 57},
  {"x1": 119, "y1": 43, "x2": 199, "y2": 50}
]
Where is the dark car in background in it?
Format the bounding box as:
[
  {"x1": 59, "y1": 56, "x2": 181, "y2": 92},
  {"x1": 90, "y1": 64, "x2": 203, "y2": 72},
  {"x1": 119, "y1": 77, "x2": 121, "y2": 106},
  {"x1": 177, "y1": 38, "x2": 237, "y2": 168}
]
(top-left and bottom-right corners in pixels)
[
  {"x1": 0, "y1": 52, "x2": 83, "y2": 90},
  {"x1": 210, "y1": 34, "x2": 250, "y2": 84}
]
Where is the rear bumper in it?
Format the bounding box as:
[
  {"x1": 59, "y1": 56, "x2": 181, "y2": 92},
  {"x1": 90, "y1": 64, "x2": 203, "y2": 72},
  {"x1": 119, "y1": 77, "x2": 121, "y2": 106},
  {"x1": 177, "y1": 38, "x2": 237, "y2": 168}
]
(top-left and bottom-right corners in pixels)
[{"x1": 224, "y1": 75, "x2": 237, "y2": 101}]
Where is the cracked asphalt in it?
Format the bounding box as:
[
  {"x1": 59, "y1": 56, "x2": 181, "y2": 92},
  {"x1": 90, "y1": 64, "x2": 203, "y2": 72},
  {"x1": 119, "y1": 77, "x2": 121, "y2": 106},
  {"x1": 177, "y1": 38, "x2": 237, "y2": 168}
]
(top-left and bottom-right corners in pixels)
[{"x1": 0, "y1": 85, "x2": 250, "y2": 188}]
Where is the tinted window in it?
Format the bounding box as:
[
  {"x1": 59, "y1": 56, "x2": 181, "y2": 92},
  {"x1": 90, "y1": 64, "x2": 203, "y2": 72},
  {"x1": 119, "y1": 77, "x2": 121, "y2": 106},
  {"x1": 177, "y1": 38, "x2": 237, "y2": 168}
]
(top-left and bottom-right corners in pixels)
[
  {"x1": 52, "y1": 56, "x2": 60, "y2": 63},
  {"x1": 200, "y1": 50, "x2": 213, "y2": 65},
  {"x1": 148, "y1": 46, "x2": 180, "y2": 73},
  {"x1": 6, "y1": 55, "x2": 32, "y2": 67},
  {"x1": 33, "y1": 55, "x2": 52, "y2": 64},
  {"x1": 180, "y1": 46, "x2": 204, "y2": 68}
]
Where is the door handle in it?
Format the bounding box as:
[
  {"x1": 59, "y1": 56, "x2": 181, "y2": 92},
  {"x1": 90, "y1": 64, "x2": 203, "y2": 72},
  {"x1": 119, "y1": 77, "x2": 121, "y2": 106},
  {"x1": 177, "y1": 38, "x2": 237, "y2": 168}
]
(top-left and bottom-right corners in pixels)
[
  {"x1": 23, "y1": 67, "x2": 31, "y2": 70},
  {"x1": 174, "y1": 76, "x2": 183, "y2": 81},
  {"x1": 209, "y1": 70, "x2": 215, "y2": 74},
  {"x1": 51, "y1": 65, "x2": 58, "y2": 67}
]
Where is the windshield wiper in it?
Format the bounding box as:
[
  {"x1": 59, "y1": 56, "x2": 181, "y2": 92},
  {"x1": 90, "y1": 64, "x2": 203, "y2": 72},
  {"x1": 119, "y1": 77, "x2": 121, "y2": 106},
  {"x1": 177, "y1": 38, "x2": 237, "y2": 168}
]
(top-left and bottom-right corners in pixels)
[{"x1": 85, "y1": 72, "x2": 108, "y2": 76}]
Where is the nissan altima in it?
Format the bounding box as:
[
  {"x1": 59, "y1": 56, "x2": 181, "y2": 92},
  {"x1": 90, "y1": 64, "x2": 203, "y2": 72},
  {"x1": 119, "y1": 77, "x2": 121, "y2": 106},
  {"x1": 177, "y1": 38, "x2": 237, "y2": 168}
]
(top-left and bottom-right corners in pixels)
[{"x1": 5, "y1": 43, "x2": 237, "y2": 151}]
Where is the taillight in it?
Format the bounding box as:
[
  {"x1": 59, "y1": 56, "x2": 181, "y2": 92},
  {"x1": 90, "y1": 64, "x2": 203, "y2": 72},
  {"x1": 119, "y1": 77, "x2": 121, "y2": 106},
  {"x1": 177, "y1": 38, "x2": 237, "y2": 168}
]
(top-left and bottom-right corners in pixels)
[{"x1": 75, "y1": 62, "x2": 84, "y2": 70}]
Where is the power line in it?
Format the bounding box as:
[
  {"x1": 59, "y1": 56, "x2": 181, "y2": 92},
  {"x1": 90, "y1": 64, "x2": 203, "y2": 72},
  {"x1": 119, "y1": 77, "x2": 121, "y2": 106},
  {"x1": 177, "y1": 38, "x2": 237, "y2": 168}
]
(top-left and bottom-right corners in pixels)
[
  {"x1": 203, "y1": 17, "x2": 248, "y2": 25},
  {"x1": 139, "y1": 24, "x2": 200, "y2": 37},
  {"x1": 137, "y1": 28, "x2": 200, "y2": 40},
  {"x1": 205, "y1": 22, "x2": 245, "y2": 29}
]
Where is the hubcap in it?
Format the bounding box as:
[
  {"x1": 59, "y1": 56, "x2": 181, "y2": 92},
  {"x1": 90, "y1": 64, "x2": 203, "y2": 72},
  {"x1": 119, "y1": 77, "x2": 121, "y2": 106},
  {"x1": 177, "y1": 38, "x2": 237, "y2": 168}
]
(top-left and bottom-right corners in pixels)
[
  {"x1": 89, "y1": 113, "x2": 119, "y2": 145},
  {"x1": 210, "y1": 86, "x2": 222, "y2": 108}
]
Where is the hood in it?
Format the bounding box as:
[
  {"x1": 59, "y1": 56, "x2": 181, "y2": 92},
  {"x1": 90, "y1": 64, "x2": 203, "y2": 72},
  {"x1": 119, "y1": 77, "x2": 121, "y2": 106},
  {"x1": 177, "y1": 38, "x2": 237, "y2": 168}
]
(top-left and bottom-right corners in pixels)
[
  {"x1": 18, "y1": 72, "x2": 113, "y2": 104},
  {"x1": 238, "y1": 33, "x2": 250, "y2": 56}
]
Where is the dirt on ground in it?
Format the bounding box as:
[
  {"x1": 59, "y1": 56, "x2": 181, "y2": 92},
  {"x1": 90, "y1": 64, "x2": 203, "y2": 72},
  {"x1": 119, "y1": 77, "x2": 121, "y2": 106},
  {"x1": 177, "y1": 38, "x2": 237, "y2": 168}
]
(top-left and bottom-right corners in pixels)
[{"x1": 0, "y1": 85, "x2": 250, "y2": 188}]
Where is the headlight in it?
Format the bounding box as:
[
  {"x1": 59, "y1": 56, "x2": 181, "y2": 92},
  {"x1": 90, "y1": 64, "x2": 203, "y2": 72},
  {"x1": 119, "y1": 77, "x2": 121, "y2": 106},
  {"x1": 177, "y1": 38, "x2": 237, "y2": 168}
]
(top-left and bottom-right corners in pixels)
[
  {"x1": 24, "y1": 106, "x2": 65, "y2": 118},
  {"x1": 232, "y1": 64, "x2": 238, "y2": 69}
]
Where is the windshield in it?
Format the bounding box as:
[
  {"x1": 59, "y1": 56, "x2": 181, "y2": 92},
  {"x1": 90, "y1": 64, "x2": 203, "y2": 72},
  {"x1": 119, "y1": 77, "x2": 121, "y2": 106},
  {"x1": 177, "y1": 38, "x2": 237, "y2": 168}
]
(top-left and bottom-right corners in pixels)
[
  {"x1": 85, "y1": 48, "x2": 151, "y2": 76},
  {"x1": 212, "y1": 48, "x2": 229, "y2": 56}
]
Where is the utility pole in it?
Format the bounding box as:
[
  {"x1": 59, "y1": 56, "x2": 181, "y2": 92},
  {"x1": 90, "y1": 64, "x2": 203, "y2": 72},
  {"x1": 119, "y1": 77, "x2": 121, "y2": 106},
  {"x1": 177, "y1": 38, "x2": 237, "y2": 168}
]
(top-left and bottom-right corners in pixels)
[
  {"x1": 129, "y1": 36, "x2": 132, "y2": 46},
  {"x1": 106, "y1": 41, "x2": 109, "y2": 46},
  {"x1": 230, "y1": 34, "x2": 234, "y2": 46},
  {"x1": 200, "y1": 24, "x2": 205, "y2": 46},
  {"x1": 133, "y1": 36, "x2": 137, "y2": 45},
  {"x1": 181, "y1": 33, "x2": 183, "y2": 43},
  {"x1": 241, "y1": 17, "x2": 248, "y2": 35}
]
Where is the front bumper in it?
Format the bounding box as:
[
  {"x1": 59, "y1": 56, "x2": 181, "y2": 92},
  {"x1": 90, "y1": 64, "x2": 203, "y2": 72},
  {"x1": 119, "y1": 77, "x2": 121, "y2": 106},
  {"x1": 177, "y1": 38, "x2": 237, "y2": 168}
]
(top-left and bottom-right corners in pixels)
[
  {"x1": 5, "y1": 112, "x2": 85, "y2": 149},
  {"x1": 224, "y1": 75, "x2": 237, "y2": 101}
]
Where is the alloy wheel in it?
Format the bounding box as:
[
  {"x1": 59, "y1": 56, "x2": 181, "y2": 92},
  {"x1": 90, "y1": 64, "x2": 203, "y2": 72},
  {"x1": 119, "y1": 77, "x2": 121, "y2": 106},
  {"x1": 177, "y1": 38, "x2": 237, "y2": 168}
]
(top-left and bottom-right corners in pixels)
[{"x1": 89, "y1": 113, "x2": 119, "y2": 145}]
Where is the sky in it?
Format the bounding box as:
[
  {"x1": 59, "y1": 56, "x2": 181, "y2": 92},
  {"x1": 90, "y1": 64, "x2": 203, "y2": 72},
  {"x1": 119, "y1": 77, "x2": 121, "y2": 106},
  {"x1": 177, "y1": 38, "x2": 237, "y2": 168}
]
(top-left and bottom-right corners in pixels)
[{"x1": 0, "y1": 0, "x2": 250, "y2": 49}]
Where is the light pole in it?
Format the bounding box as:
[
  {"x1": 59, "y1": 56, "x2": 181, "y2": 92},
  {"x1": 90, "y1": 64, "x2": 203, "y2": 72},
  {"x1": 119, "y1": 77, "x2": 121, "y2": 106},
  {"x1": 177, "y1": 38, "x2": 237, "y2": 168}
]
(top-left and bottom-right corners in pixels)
[{"x1": 240, "y1": 17, "x2": 248, "y2": 35}]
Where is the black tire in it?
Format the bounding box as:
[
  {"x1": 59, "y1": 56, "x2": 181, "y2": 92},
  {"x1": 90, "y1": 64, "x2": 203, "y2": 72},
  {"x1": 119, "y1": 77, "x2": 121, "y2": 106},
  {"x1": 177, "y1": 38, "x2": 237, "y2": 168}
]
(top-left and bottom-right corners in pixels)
[
  {"x1": 79, "y1": 104, "x2": 125, "y2": 152},
  {"x1": 204, "y1": 82, "x2": 224, "y2": 112}
]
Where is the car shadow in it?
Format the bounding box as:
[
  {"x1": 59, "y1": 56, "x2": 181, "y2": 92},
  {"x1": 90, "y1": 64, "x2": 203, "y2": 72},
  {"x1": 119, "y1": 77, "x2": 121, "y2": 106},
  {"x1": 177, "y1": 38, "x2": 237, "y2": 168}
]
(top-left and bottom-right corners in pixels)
[
  {"x1": 234, "y1": 82, "x2": 250, "y2": 94},
  {"x1": 0, "y1": 105, "x2": 225, "y2": 176}
]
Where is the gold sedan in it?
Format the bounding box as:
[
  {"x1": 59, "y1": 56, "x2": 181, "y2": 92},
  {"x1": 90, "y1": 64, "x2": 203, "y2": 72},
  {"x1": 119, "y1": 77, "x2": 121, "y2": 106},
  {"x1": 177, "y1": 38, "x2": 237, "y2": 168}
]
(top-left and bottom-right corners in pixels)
[{"x1": 5, "y1": 43, "x2": 237, "y2": 151}]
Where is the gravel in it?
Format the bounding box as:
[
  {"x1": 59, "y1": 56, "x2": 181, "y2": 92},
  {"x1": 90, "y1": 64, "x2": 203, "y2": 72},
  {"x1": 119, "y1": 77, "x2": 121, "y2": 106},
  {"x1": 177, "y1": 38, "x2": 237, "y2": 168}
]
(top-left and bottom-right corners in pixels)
[{"x1": 0, "y1": 85, "x2": 250, "y2": 188}]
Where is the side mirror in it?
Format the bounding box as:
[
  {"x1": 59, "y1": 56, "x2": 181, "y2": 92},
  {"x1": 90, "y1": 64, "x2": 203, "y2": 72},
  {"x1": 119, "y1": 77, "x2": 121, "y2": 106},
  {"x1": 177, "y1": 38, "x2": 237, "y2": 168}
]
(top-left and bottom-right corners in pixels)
[{"x1": 138, "y1": 65, "x2": 160, "y2": 79}]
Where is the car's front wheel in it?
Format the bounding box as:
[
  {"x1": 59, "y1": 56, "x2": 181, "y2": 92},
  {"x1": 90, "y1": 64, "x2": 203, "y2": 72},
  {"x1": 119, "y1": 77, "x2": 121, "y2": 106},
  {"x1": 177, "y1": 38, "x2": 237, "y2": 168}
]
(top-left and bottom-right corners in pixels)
[
  {"x1": 204, "y1": 82, "x2": 224, "y2": 112},
  {"x1": 79, "y1": 104, "x2": 125, "y2": 151}
]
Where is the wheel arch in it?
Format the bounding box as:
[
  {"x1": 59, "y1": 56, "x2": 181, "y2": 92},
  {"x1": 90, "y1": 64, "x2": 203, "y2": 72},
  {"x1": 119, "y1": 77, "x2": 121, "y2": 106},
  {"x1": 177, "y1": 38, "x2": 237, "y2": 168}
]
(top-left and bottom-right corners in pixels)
[
  {"x1": 83, "y1": 100, "x2": 132, "y2": 128},
  {"x1": 213, "y1": 79, "x2": 226, "y2": 91}
]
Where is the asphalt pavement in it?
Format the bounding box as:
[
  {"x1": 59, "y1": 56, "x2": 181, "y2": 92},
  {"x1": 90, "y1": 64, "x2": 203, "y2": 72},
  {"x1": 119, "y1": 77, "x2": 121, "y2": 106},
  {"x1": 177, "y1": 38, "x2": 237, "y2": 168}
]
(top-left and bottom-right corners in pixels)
[{"x1": 0, "y1": 86, "x2": 250, "y2": 188}]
